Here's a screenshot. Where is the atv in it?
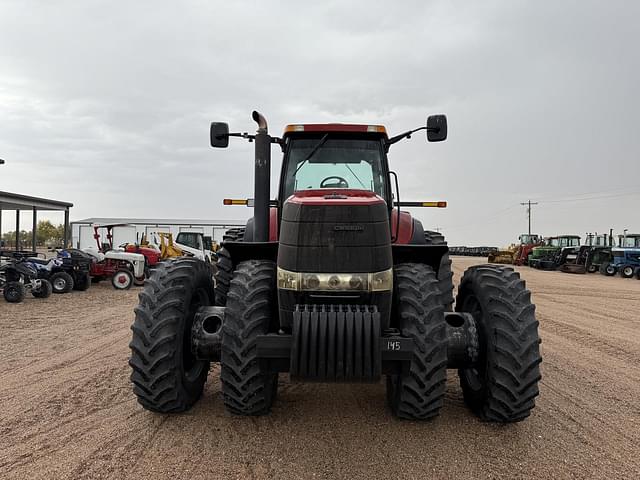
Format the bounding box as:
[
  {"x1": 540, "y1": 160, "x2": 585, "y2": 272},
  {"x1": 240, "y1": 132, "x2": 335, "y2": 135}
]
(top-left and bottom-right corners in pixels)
[
  {"x1": 0, "y1": 256, "x2": 52, "y2": 303},
  {"x1": 24, "y1": 256, "x2": 74, "y2": 294}
]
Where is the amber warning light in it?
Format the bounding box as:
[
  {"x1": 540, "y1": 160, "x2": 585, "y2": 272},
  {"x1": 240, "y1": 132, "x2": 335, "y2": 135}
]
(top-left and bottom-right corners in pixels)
[
  {"x1": 223, "y1": 199, "x2": 249, "y2": 206},
  {"x1": 396, "y1": 201, "x2": 447, "y2": 208}
]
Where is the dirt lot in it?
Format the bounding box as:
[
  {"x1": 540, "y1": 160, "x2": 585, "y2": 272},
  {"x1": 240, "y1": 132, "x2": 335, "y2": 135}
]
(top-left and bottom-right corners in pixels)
[{"x1": 1, "y1": 257, "x2": 639, "y2": 479}]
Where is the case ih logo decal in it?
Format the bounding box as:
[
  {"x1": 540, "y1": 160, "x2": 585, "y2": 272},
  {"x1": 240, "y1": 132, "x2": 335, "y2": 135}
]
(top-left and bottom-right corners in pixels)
[{"x1": 334, "y1": 225, "x2": 364, "y2": 231}]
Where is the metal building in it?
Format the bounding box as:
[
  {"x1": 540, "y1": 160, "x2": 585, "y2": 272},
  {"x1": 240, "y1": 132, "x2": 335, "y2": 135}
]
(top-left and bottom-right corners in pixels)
[{"x1": 71, "y1": 217, "x2": 245, "y2": 249}]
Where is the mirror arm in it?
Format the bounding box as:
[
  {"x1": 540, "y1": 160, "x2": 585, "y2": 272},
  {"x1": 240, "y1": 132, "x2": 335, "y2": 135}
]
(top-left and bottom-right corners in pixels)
[
  {"x1": 226, "y1": 132, "x2": 256, "y2": 142},
  {"x1": 386, "y1": 127, "x2": 424, "y2": 146},
  {"x1": 385, "y1": 125, "x2": 439, "y2": 149},
  {"x1": 221, "y1": 133, "x2": 283, "y2": 148}
]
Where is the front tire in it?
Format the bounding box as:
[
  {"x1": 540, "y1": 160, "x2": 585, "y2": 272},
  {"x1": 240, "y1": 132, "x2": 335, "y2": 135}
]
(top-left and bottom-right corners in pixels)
[
  {"x1": 111, "y1": 269, "x2": 133, "y2": 290},
  {"x1": 3, "y1": 281, "x2": 25, "y2": 303},
  {"x1": 221, "y1": 260, "x2": 278, "y2": 415},
  {"x1": 129, "y1": 258, "x2": 214, "y2": 412},
  {"x1": 603, "y1": 263, "x2": 617, "y2": 276},
  {"x1": 456, "y1": 265, "x2": 542, "y2": 422},
  {"x1": 386, "y1": 263, "x2": 447, "y2": 420},
  {"x1": 32, "y1": 279, "x2": 53, "y2": 298},
  {"x1": 51, "y1": 271, "x2": 74, "y2": 293}
]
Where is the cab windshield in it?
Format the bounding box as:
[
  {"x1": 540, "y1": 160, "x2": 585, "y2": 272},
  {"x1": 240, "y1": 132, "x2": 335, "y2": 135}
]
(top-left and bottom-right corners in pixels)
[
  {"x1": 519, "y1": 234, "x2": 540, "y2": 244},
  {"x1": 175, "y1": 232, "x2": 201, "y2": 249},
  {"x1": 550, "y1": 237, "x2": 580, "y2": 247},
  {"x1": 282, "y1": 137, "x2": 386, "y2": 201},
  {"x1": 620, "y1": 236, "x2": 640, "y2": 248}
]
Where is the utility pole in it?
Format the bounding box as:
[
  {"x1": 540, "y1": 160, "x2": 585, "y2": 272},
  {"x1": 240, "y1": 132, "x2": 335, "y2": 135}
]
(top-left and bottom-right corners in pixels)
[{"x1": 520, "y1": 200, "x2": 538, "y2": 235}]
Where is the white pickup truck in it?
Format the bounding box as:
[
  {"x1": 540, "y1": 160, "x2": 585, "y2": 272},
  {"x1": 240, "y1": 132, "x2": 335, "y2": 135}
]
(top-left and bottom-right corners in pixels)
[{"x1": 174, "y1": 232, "x2": 215, "y2": 264}]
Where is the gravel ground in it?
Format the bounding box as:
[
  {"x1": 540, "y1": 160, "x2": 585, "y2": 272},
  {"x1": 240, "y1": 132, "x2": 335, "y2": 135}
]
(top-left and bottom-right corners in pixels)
[{"x1": 1, "y1": 257, "x2": 639, "y2": 479}]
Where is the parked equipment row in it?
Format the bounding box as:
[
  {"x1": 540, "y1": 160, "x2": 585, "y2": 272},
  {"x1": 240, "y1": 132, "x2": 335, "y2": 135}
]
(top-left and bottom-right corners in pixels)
[
  {"x1": 484, "y1": 232, "x2": 640, "y2": 279},
  {"x1": 0, "y1": 225, "x2": 221, "y2": 303}
]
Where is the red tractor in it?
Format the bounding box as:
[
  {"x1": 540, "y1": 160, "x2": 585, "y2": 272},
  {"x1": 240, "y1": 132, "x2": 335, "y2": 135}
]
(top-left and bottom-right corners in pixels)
[
  {"x1": 93, "y1": 223, "x2": 162, "y2": 272},
  {"x1": 83, "y1": 225, "x2": 146, "y2": 289},
  {"x1": 513, "y1": 234, "x2": 543, "y2": 266},
  {"x1": 129, "y1": 111, "x2": 541, "y2": 422}
]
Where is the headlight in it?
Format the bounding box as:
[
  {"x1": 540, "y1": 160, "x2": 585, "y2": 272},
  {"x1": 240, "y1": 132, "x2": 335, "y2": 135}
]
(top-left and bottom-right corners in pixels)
[
  {"x1": 369, "y1": 269, "x2": 393, "y2": 291},
  {"x1": 277, "y1": 268, "x2": 392, "y2": 292},
  {"x1": 277, "y1": 268, "x2": 300, "y2": 290}
]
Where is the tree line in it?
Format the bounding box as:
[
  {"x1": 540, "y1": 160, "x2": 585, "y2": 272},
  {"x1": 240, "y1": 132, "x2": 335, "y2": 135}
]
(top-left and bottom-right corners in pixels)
[{"x1": 0, "y1": 220, "x2": 66, "y2": 249}]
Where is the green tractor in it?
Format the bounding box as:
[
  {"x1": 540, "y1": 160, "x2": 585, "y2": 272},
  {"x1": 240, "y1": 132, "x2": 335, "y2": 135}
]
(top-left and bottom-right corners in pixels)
[{"x1": 528, "y1": 235, "x2": 581, "y2": 270}]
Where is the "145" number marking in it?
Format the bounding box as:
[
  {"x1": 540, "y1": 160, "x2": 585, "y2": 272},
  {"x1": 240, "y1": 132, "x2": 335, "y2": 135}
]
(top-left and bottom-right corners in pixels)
[{"x1": 387, "y1": 341, "x2": 401, "y2": 351}]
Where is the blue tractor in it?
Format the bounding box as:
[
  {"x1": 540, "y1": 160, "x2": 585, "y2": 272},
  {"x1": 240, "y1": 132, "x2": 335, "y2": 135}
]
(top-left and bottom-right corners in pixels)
[{"x1": 601, "y1": 234, "x2": 640, "y2": 278}]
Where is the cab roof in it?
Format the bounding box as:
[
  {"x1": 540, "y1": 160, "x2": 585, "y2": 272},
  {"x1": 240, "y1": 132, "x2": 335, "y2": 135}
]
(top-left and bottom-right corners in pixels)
[{"x1": 283, "y1": 123, "x2": 388, "y2": 139}]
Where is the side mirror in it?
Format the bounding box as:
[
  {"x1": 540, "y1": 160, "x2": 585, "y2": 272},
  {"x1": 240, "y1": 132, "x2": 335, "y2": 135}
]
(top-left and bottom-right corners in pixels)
[
  {"x1": 210, "y1": 122, "x2": 229, "y2": 148},
  {"x1": 426, "y1": 115, "x2": 447, "y2": 142}
]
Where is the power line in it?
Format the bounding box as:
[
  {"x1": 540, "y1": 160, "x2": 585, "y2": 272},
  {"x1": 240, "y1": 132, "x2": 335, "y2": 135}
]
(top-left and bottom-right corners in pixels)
[
  {"x1": 440, "y1": 205, "x2": 521, "y2": 232},
  {"x1": 538, "y1": 191, "x2": 640, "y2": 204},
  {"x1": 436, "y1": 188, "x2": 639, "y2": 235}
]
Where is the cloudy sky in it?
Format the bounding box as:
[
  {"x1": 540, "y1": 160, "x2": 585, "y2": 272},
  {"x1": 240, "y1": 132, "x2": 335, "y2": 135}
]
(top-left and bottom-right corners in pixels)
[{"x1": 1, "y1": 1, "x2": 638, "y2": 245}]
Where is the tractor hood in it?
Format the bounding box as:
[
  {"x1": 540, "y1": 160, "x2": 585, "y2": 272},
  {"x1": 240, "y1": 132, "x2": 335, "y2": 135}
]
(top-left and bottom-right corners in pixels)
[
  {"x1": 284, "y1": 189, "x2": 387, "y2": 207},
  {"x1": 530, "y1": 246, "x2": 560, "y2": 258},
  {"x1": 278, "y1": 189, "x2": 391, "y2": 273}
]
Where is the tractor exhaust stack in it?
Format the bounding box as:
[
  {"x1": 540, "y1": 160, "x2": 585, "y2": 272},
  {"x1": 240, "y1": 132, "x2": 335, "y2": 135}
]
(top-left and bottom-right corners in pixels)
[{"x1": 252, "y1": 110, "x2": 271, "y2": 242}]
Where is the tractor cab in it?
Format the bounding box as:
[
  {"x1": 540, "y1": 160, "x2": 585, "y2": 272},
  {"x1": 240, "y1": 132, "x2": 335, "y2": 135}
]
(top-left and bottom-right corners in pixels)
[
  {"x1": 585, "y1": 233, "x2": 611, "y2": 247},
  {"x1": 279, "y1": 125, "x2": 392, "y2": 207},
  {"x1": 518, "y1": 234, "x2": 541, "y2": 245},
  {"x1": 618, "y1": 234, "x2": 640, "y2": 248},
  {"x1": 546, "y1": 235, "x2": 581, "y2": 248}
]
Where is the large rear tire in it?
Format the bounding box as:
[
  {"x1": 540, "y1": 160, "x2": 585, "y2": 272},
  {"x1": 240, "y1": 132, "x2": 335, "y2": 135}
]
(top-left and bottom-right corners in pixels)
[
  {"x1": 214, "y1": 227, "x2": 245, "y2": 306},
  {"x1": 386, "y1": 263, "x2": 447, "y2": 420},
  {"x1": 221, "y1": 260, "x2": 278, "y2": 415},
  {"x1": 620, "y1": 265, "x2": 635, "y2": 278},
  {"x1": 424, "y1": 230, "x2": 454, "y2": 311},
  {"x1": 129, "y1": 258, "x2": 214, "y2": 412},
  {"x1": 456, "y1": 265, "x2": 542, "y2": 422}
]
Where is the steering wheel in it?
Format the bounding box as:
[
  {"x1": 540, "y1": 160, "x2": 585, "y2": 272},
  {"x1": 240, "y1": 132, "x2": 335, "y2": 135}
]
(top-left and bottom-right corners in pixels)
[{"x1": 320, "y1": 176, "x2": 349, "y2": 188}]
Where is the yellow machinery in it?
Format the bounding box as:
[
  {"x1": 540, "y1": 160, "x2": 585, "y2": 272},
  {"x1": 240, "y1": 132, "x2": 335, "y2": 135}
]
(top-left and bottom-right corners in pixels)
[
  {"x1": 156, "y1": 232, "x2": 186, "y2": 259},
  {"x1": 488, "y1": 234, "x2": 543, "y2": 265},
  {"x1": 488, "y1": 244, "x2": 519, "y2": 264}
]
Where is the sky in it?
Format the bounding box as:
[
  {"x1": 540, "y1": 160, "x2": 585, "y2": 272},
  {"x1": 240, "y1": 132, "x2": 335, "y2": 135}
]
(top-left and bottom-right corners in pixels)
[{"x1": 1, "y1": 0, "x2": 639, "y2": 246}]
